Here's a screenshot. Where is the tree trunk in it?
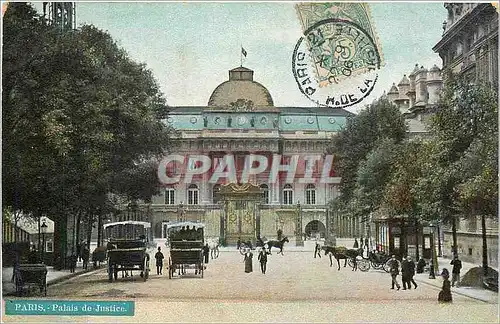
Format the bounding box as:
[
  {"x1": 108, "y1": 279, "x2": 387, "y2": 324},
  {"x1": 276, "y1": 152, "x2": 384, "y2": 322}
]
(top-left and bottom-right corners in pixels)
[
  {"x1": 415, "y1": 219, "x2": 420, "y2": 260},
  {"x1": 437, "y1": 225, "x2": 442, "y2": 257},
  {"x1": 86, "y1": 213, "x2": 93, "y2": 251},
  {"x1": 481, "y1": 214, "x2": 488, "y2": 276},
  {"x1": 97, "y1": 213, "x2": 103, "y2": 247},
  {"x1": 451, "y1": 217, "x2": 457, "y2": 256},
  {"x1": 75, "y1": 211, "x2": 82, "y2": 249},
  {"x1": 53, "y1": 214, "x2": 68, "y2": 270}
]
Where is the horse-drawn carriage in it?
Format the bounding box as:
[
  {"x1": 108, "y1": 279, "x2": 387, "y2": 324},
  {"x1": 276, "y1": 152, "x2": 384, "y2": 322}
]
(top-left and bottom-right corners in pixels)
[
  {"x1": 238, "y1": 236, "x2": 289, "y2": 256},
  {"x1": 13, "y1": 264, "x2": 48, "y2": 296},
  {"x1": 166, "y1": 222, "x2": 205, "y2": 279},
  {"x1": 104, "y1": 221, "x2": 153, "y2": 282},
  {"x1": 322, "y1": 246, "x2": 370, "y2": 271}
]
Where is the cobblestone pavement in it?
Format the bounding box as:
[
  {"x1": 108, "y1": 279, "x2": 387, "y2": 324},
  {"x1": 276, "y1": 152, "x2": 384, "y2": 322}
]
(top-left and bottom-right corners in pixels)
[{"x1": 3, "y1": 250, "x2": 498, "y2": 322}]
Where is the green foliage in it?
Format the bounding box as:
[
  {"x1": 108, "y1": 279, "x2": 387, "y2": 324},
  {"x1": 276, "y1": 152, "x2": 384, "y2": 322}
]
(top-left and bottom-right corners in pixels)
[
  {"x1": 2, "y1": 3, "x2": 171, "y2": 223},
  {"x1": 328, "y1": 98, "x2": 407, "y2": 207}
]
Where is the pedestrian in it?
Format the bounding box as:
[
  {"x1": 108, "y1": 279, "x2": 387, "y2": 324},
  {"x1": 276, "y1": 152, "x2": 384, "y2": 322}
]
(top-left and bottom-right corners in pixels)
[
  {"x1": 203, "y1": 243, "x2": 210, "y2": 264},
  {"x1": 389, "y1": 255, "x2": 401, "y2": 290},
  {"x1": 450, "y1": 255, "x2": 462, "y2": 287},
  {"x1": 69, "y1": 250, "x2": 77, "y2": 273},
  {"x1": 401, "y1": 256, "x2": 410, "y2": 290},
  {"x1": 407, "y1": 256, "x2": 418, "y2": 289},
  {"x1": 243, "y1": 248, "x2": 253, "y2": 273},
  {"x1": 364, "y1": 237, "x2": 369, "y2": 250},
  {"x1": 416, "y1": 257, "x2": 426, "y2": 274},
  {"x1": 314, "y1": 242, "x2": 322, "y2": 258},
  {"x1": 438, "y1": 268, "x2": 453, "y2": 303},
  {"x1": 155, "y1": 247, "x2": 164, "y2": 275},
  {"x1": 237, "y1": 238, "x2": 241, "y2": 250},
  {"x1": 353, "y1": 238, "x2": 359, "y2": 249},
  {"x1": 258, "y1": 247, "x2": 269, "y2": 274},
  {"x1": 82, "y1": 246, "x2": 90, "y2": 270}
]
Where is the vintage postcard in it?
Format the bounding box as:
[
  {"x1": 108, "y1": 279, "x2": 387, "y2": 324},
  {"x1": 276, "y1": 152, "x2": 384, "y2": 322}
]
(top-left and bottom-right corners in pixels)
[{"x1": 2, "y1": 1, "x2": 498, "y2": 323}]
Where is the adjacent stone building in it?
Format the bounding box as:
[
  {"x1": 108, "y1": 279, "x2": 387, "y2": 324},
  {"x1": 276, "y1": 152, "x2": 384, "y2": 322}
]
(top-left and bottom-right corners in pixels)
[{"x1": 432, "y1": 2, "x2": 498, "y2": 266}]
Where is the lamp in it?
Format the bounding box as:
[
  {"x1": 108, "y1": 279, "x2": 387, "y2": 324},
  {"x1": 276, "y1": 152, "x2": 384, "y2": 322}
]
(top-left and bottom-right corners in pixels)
[
  {"x1": 296, "y1": 200, "x2": 303, "y2": 246},
  {"x1": 41, "y1": 220, "x2": 48, "y2": 264}
]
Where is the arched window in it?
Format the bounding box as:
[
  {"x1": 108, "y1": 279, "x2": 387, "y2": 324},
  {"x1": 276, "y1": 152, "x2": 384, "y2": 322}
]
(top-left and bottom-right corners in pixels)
[
  {"x1": 260, "y1": 184, "x2": 269, "y2": 204},
  {"x1": 165, "y1": 187, "x2": 175, "y2": 205},
  {"x1": 188, "y1": 184, "x2": 199, "y2": 205},
  {"x1": 306, "y1": 184, "x2": 316, "y2": 205},
  {"x1": 212, "y1": 184, "x2": 221, "y2": 204},
  {"x1": 283, "y1": 184, "x2": 293, "y2": 205}
]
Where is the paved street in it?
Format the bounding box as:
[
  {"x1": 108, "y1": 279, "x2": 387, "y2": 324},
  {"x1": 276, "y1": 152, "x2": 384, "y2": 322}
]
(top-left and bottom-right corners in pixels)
[{"x1": 3, "y1": 248, "x2": 498, "y2": 323}]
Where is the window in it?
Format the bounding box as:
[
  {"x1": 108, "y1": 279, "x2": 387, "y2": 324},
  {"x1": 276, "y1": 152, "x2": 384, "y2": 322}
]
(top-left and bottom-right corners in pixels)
[
  {"x1": 165, "y1": 188, "x2": 175, "y2": 205},
  {"x1": 283, "y1": 184, "x2": 293, "y2": 205},
  {"x1": 46, "y1": 240, "x2": 54, "y2": 253},
  {"x1": 188, "y1": 184, "x2": 199, "y2": 205},
  {"x1": 212, "y1": 184, "x2": 221, "y2": 203},
  {"x1": 305, "y1": 184, "x2": 316, "y2": 205},
  {"x1": 260, "y1": 184, "x2": 269, "y2": 204}
]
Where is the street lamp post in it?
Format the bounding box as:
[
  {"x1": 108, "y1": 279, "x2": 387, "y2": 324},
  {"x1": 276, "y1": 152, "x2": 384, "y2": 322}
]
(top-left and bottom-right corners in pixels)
[
  {"x1": 429, "y1": 223, "x2": 437, "y2": 279},
  {"x1": 40, "y1": 220, "x2": 48, "y2": 264},
  {"x1": 296, "y1": 201, "x2": 303, "y2": 247}
]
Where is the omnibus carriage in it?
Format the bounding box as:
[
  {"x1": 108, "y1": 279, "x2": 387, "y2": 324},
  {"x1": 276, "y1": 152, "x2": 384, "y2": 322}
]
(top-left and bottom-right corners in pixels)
[
  {"x1": 104, "y1": 221, "x2": 153, "y2": 282},
  {"x1": 166, "y1": 222, "x2": 205, "y2": 279}
]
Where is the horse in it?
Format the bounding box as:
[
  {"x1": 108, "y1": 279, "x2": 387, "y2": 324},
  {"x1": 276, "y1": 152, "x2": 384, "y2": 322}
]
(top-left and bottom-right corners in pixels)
[
  {"x1": 92, "y1": 246, "x2": 107, "y2": 268},
  {"x1": 265, "y1": 237, "x2": 289, "y2": 255},
  {"x1": 207, "y1": 237, "x2": 220, "y2": 259},
  {"x1": 322, "y1": 246, "x2": 363, "y2": 271}
]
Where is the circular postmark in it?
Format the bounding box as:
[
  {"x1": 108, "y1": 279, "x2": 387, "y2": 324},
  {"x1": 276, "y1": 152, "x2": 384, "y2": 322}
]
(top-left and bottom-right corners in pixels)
[{"x1": 292, "y1": 18, "x2": 381, "y2": 109}]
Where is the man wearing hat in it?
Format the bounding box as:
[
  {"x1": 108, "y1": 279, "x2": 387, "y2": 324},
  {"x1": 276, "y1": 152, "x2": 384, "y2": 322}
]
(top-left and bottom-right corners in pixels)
[{"x1": 408, "y1": 256, "x2": 418, "y2": 289}]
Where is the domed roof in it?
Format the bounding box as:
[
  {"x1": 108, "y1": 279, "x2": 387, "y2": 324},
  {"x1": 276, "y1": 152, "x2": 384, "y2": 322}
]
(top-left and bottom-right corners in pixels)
[{"x1": 208, "y1": 67, "x2": 274, "y2": 107}]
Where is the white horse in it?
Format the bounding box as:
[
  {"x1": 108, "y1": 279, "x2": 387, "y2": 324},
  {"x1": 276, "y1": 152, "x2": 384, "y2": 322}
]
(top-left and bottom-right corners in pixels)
[{"x1": 207, "y1": 237, "x2": 220, "y2": 259}]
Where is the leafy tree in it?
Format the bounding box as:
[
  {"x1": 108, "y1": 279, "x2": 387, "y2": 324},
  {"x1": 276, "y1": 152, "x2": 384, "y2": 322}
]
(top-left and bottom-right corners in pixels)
[
  {"x1": 2, "y1": 3, "x2": 172, "y2": 268},
  {"x1": 328, "y1": 98, "x2": 407, "y2": 207}
]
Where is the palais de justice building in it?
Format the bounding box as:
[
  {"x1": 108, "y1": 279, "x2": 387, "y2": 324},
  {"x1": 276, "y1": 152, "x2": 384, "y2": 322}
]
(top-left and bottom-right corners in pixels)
[{"x1": 146, "y1": 66, "x2": 353, "y2": 245}]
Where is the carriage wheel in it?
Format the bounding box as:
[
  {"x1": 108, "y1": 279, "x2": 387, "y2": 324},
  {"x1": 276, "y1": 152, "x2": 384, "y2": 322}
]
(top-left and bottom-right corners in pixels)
[
  {"x1": 168, "y1": 258, "x2": 172, "y2": 279},
  {"x1": 108, "y1": 264, "x2": 114, "y2": 282},
  {"x1": 347, "y1": 258, "x2": 355, "y2": 268},
  {"x1": 358, "y1": 259, "x2": 370, "y2": 272}
]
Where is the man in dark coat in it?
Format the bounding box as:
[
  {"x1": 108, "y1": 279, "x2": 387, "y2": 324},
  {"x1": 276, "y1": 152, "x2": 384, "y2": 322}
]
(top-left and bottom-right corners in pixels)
[
  {"x1": 401, "y1": 256, "x2": 411, "y2": 290},
  {"x1": 314, "y1": 242, "x2": 322, "y2": 258},
  {"x1": 389, "y1": 255, "x2": 401, "y2": 290},
  {"x1": 258, "y1": 247, "x2": 270, "y2": 274},
  {"x1": 450, "y1": 256, "x2": 462, "y2": 287},
  {"x1": 203, "y1": 244, "x2": 210, "y2": 264},
  {"x1": 407, "y1": 256, "x2": 418, "y2": 289},
  {"x1": 353, "y1": 238, "x2": 359, "y2": 249},
  {"x1": 155, "y1": 247, "x2": 164, "y2": 275}
]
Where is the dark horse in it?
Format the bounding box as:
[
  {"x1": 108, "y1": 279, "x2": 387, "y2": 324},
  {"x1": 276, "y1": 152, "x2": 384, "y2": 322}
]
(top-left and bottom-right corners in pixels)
[
  {"x1": 265, "y1": 237, "x2": 289, "y2": 255},
  {"x1": 322, "y1": 246, "x2": 363, "y2": 271}
]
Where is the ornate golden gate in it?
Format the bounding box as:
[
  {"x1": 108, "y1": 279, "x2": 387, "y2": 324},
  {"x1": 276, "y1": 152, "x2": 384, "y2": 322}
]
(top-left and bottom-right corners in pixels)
[{"x1": 217, "y1": 183, "x2": 262, "y2": 245}]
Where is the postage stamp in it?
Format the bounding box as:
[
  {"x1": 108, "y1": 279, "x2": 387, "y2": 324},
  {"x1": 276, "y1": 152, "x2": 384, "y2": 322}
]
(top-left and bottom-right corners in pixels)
[{"x1": 292, "y1": 2, "x2": 384, "y2": 108}]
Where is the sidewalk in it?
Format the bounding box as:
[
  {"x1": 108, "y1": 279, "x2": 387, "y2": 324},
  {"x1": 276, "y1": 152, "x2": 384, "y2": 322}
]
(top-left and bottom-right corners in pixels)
[
  {"x1": 413, "y1": 256, "x2": 498, "y2": 304},
  {"x1": 2, "y1": 260, "x2": 103, "y2": 296}
]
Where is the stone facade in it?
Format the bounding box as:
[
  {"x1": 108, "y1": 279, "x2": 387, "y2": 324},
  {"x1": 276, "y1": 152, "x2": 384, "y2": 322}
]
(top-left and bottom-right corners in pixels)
[{"x1": 120, "y1": 66, "x2": 353, "y2": 245}]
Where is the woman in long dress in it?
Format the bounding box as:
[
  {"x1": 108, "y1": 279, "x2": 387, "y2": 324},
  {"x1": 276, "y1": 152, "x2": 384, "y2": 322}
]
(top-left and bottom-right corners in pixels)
[
  {"x1": 243, "y1": 248, "x2": 253, "y2": 273},
  {"x1": 438, "y1": 268, "x2": 452, "y2": 303}
]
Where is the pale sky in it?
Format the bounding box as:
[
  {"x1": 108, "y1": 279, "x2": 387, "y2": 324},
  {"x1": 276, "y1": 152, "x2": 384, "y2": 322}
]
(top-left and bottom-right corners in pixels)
[{"x1": 31, "y1": 1, "x2": 446, "y2": 112}]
